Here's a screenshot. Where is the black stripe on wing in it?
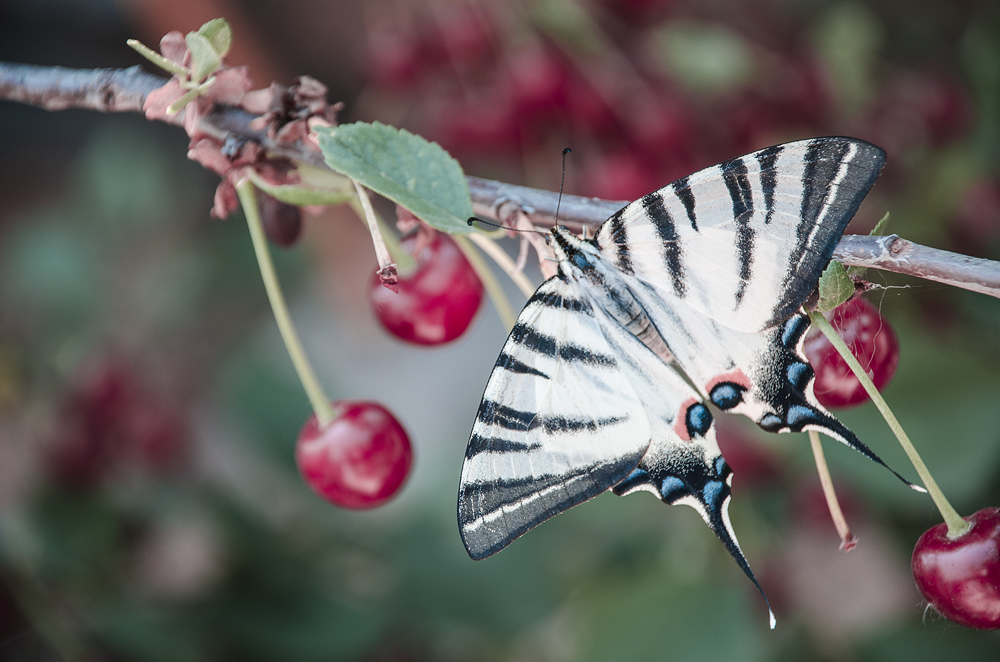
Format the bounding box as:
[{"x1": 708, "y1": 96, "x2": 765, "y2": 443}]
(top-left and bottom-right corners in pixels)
[
  {"x1": 465, "y1": 434, "x2": 540, "y2": 458},
  {"x1": 510, "y1": 323, "x2": 617, "y2": 367},
  {"x1": 475, "y1": 398, "x2": 626, "y2": 435},
  {"x1": 603, "y1": 212, "x2": 634, "y2": 275},
  {"x1": 721, "y1": 157, "x2": 756, "y2": 309},
  {"x1": 460, "y1": 457, "x2": 638, "y2": 560},
  {"x1": 768, "y1": 137, "x2": 885, "y2": 327},
  {"x1": 642, "y1": 194, "x2": 686, "y2": 298},
  {"x1": 755, "y1": 144, "x2": 782, "y2": 224},
  {"x1": 495, "y1": 351, "x2": 549, "y2": 378},
  {"x1": 672, "y1": 176, "x2": 699, "y2": 231}
]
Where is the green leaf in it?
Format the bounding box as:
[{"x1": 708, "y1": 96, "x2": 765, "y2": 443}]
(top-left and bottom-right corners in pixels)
[
  {"x1": 811, "y1": 3, "x2": 883, "y2": 115},
  {"x1": 197, "y1": 18, "x2": 232, "y2": 58},
  {"x1": 653, "y1": 20, "x2": 754, "y2": 96},
  {"x1": 246, "y1": 170, "x2": 354, "y2": 207},
  {"x1": 532, "y1": 0, "x2": 607, "y2": 57},
  {"x1": 185, "y1": 31, "x2": 222, "y2": 82},
  {"x1": 815, "y1": 260, "x2": 854, "y2": 312},
  {"x1": 870, "y1": 211, "x2": 890, "y2": 236},
  {"x1": 316, "y1": 122, "x2": 473, "y2": 234}
]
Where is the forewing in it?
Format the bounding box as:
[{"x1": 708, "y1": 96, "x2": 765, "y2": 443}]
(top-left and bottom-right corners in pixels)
[
  {"x1": 596, "y1": 137, "x2": 885, "y2": 333},
  {"x1": 459, "y1": 277, "x2": 651, "y2": 560}
]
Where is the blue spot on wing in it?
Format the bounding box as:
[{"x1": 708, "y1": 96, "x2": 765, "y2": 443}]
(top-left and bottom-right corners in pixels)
[{"x1": 710, "y1": 383, "x2": 745, "y2": 410}]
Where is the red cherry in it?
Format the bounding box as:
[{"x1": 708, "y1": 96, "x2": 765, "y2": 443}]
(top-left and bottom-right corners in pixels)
[
  {"x1": 46, "y1": 358, "x2": 136, "y2": 488},
  {"x1": 368, "y1": 232, "x2": 484, "y2": 346},
  {"x1": 431, "y1": 92, "x2": 520, "y2": 156},
  {"x1": 503, "y1": 46, "x2": 568, "y2": 120},
  {"x1": 121, "y1": 401, "x2": 188, "y2": 474},
  {"x1": 623, "y1": 92, "x2": 696, "y2": 161},
  {"x1": 364, "y1": 26, "x2": 424, "y2": 89},
  {"x1": 912, "y1": 508, "x2": 1000, "y2": 629},
  {"x1": 296, "y1": 400, "x2": 413, "y2": 509},
  {"x1": 429, "y1": 3, "x2": 494, "y2": 68},
  {"x1": 258, "y1": 194, "x2": 303, "y2": 248},
  {"x1": 802, "y1": 297, "x2": 900, "y2": 409},
  {"x1": 579, "y1": 149, "x2": 661, "y2": 202},
  {"x1": 714, "y1": 425, "x2": 781, "y2": 490},
  {"x1": 951, "y1": 178, "x2": 1000, "y2": 256}
]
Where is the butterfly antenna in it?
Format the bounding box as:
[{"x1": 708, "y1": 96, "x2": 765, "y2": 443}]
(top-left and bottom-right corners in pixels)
[{"x1": 555, "y1": 147, "x2": 572, "y2": 225}]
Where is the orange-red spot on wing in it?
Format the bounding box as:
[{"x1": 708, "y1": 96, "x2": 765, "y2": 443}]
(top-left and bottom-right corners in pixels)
[{"x1": 673, "y1": 397, "x2": 700, "y2": 442}]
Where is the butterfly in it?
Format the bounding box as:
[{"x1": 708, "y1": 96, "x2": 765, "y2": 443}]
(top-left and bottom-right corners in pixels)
[{"x1": 458, "y1": 137, "x2": 913, "y2": 628}]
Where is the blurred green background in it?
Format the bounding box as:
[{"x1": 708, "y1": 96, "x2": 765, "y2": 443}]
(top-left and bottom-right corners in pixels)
[{"x1": 2, "y1": 0, "x2": 1000, "y2": 660}]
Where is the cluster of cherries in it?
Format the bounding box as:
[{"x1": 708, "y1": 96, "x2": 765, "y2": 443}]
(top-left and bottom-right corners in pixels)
[
  {"x1": 255, "y1": 194, "x2": 482, "y2": 511},
  {"x1": 360, "y1": 1, "x2": 976, "y2": 206},
  {"x1": 48, "y1": 357, "x2": 188, "y2": 489},
  {"x1": 802, "y1": 299, "x2": 999, "y2": 629}
]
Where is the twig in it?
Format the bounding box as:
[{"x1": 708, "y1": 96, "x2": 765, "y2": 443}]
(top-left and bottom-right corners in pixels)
[
  {"x1": 0, "y1": 62, "x2": 169, "y2": 115},
  {"x1": 808, "y1": 431, "x2": 858, "y2": 552},
  {"x1": 833, "y1": 234, "x2": 1000, "y2": 299},
  {"x1": 3, "y1": 61, "x2": 1000, "y2": 300},
  {"x1": 466, "y1": 232, "x2": 537, "y2": 298}
]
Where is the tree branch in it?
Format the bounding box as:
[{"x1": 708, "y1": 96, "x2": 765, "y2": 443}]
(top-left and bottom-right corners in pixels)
[
  {"x1": 0, "y1": 62, "x2": 168, "y2": 115},
  {"x1": 3, "y1": 61, "x2": 999, "y2": 300}
]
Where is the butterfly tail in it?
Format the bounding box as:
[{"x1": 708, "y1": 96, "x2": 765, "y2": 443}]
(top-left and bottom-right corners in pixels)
[
  {"x1": 613, "y1": 453, "x2": 776, "y2": 629},
  {"x1": 772, "y1": 400, "x2": 924, "y2": 493},
  {"x1": 702, "y1": 482, "x2": 777, "y2": 630}
]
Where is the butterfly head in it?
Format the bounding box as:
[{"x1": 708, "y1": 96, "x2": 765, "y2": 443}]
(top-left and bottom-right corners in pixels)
[{"x1": 548, "y1": 225, "x2": 600, "y2": 275}]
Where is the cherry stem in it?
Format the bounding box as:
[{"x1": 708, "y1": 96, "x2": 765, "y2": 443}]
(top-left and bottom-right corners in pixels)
[
  {"x1": 345, "y1": 197, "x2": 414, "y2": 273},
  {"x1": 465, "y1": 232, "x2": 536, "y2": 298},
  {"x1": 351, "y1": 179, "x2": 397, "y2": 275},
  {"x1": 808, "y1": 430, "x2": 858, "y2": 551},
  {"x1": 453, "y1": 235, "x2": 516, "y2": 330},
  {"x1": 236, "y1": 178, "x2": 335, "y2": 428},
  {"x1": 807, "y1": 310, "x2": 971, "y2": 538}
]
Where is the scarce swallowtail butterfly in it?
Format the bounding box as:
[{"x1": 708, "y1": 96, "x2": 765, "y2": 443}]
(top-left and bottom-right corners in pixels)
[{"x1": 458, "y1": 137, "x2": 912, "y2": 628}]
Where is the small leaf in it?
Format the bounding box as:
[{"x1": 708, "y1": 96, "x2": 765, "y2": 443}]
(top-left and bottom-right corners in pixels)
[
  {"x1": 870, "y1": 211, "x2": 890, "y2": 236},
  {"x1": 198, "y1": 18, "x2": 232, "y2": 58},
  {"x1": 246, "y1": 170, "x2": 355, "y2": 207},
  {"x1": 653, "y1": 20, "x2": 754, "y2": 96},
  {"x1": 316, "y1": 122, "x2": 473, "y2": 234},
  {"x1": 816, "y1": 260, "x2": 854, "y2": 312},
  {"x1": 185, "y1": 31, "x2": 222, "y2": 82}
]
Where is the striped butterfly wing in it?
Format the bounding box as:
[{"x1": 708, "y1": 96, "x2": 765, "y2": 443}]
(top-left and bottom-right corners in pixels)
[
  {"x1": 459, "y1": 277, "x2": 651, "y2": 560},
  {"x1": 593, "y1": 137, "x2": 909, "y2": 482},
  {"x1": 460, "y1": 272, "x2": 767, "y2": 576},
  {"x1": 596, "y1": 137, "x2": 885, "y2": 333}
]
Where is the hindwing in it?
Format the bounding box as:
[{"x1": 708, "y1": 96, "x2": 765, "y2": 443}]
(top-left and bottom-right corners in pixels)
[{"x1": 459, "y1": 277, "x2": 651, "y2": 560}]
